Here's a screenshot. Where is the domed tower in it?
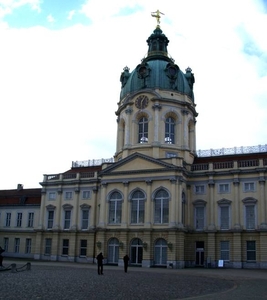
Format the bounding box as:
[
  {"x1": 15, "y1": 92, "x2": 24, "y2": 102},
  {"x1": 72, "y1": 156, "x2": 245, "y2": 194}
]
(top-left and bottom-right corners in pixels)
[{"x1": 115, "y1": 12, "x2": 197, "y2": 165}]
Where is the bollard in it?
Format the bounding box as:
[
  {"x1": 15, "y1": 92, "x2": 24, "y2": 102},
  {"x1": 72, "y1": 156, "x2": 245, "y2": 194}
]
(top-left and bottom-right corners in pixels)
[
  {"x1": 26, "y1": 262, "x2": 31, "y2": 271},
  {"x1": 11, "y1": 263, "x2": 16, "y2": 273}
]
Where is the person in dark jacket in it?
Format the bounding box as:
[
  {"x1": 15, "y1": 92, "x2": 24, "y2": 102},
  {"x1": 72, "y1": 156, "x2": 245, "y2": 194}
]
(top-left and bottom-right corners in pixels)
[
  {"x1": 123, "y1": 254, "x2": 130, "y2": 273},
  {"x1": 0, "y1": 246, "x2": 4, "y2": 267},
  {"x1": 96, "y1": 252, "x2": 104, "y2": 275}
]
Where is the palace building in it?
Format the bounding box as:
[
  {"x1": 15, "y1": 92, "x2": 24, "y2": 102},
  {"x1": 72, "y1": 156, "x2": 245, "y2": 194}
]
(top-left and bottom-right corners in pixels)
[{"x1": 1, "y1": 15, "x2": 267, "y2": 269}]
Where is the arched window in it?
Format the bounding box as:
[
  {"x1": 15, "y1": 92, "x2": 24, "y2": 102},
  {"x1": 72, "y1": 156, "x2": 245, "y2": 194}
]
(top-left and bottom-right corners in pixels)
[
  {"x1": 154, "y1": 189, "x2": 169, "y2": 224},
  {"x1": 154, "y1": 239, "x2": 167, "y2": 265},
  {"x1": 108, "y1": 238, "x2": 119, "y2": 264},
  {"x1": 138, "y1": 117, "x2": 148, "y2": 143},
  {"x1": 109, "y1": 191, "x2": 122, "y2": 224},
  {"x1": 165, "y1": 117, "x2": 175, "y2": 144},
  {"x1": 131, "y1": 190, "x2": 145, "y2": 224}
]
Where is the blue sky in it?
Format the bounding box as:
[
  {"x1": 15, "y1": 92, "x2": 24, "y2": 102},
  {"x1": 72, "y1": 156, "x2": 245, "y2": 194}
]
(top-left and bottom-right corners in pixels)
[{"x1": 0, "y1": 0, "x2": 267, "y2": 189}]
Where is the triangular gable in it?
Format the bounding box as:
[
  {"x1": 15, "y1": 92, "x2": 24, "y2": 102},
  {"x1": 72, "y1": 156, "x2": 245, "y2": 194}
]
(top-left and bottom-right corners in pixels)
[{"x1": 101, "y1": 152, "x2": 175, "y2": 175}]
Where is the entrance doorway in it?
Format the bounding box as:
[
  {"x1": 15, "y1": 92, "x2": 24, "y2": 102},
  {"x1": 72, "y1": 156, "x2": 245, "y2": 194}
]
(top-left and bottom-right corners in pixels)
[{"x1": 195, "y1": 241, "x2": 204, "y2": 266}]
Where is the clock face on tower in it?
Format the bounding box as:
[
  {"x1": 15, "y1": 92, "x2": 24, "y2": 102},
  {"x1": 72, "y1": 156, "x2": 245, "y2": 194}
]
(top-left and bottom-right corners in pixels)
[{"x1": 135, "y1": 95, "x2": 149, "y2": 109}]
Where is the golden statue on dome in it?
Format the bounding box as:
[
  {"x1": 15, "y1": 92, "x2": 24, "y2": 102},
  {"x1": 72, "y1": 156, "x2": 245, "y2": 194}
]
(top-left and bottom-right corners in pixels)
[{"x1": 151, "y1": 10, "x2": 164, "y2": 28}]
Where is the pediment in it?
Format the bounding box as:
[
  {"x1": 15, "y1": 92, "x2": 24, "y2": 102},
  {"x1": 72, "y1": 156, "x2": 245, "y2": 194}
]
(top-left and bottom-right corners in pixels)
[{"x1": 101, "y1": 153, "x2": 175, "y2": 175}]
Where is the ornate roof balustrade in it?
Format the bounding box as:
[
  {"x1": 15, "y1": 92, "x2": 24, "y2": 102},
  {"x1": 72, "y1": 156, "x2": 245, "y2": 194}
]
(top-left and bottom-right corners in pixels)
[
  {"x1": 72, "y1": 158, "x2": 114, "y2": 168},
  {"x1": 197, "y1": 145, "x2": 267, "y2": 157}
]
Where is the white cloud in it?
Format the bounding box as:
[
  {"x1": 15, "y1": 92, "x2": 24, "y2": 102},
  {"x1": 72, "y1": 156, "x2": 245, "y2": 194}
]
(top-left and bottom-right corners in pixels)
[
  {"x1": 0, "y1": 0, "x2": 267, "y2": 189},
  {"x1": 67, "y1": 10, "x2": 75, "y2": 20},
  {"x1": 47, "y1": 13, "x2": 55, "y2": 23}
]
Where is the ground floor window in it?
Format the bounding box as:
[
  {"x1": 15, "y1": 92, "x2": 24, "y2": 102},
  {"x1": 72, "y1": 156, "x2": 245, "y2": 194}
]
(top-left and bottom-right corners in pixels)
[
  {"x1": 25, "y1": 238, "x2": 32, "y2": 254},
  {"x1": 14, "y1": 238, "x2": 20, "y2": 253},
  {"x1": 45, "y1": 238, "x2": 52, "y2": 255},
  {"x1": 107, "y1": 238, "x2": 119, "y2": 264},
  {"x1": 246, "y1": 241, "x2": 256, "y2": 261},
  {"x1": 80, "y1": 240, "x2": 87, "y2": 257},
  {"x1": 130, "y1": 238, "x2": 143, "y2": 265},
  {"x1": 62, "y1": 239, "x2": 69, "y2": 256},
  {"x1": 220, "y1": 241, "x2": 230, "y2": 261},
  {"x1": 4, "y1": 237, "x2": 9, "y2": 252},
  {"x1": 154, "y1": 238, "x2": 167, "y2": 266}
]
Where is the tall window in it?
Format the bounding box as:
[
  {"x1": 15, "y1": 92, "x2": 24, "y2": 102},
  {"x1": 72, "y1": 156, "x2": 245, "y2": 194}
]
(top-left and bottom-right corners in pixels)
[
  {"x1": 154, "y1": 239, "x2": 167, "y2": 265},
  {"x1": 220, "y1": 241, "x2": 230, "y2": 261},
  {"x1": 109, "y1": 191, "x2": 122, "y2": 224},
  {"x1": 247, "y1": 241, "x2": 256, "y2": 261},
  {"x1": 81, "y1": 209, "x2": 89, "y2": 230},
  {"x1": 47, "y1": 211, "x2": 54, "y2": 229},
  {"x1": 62, "y1": 239, "x2": 69, "y2": 255},
  {"x1": 138, "y1": 117, "x2": 148, "y2": 143},
  {"x1": 80, "y1": 240, "x2": 87, "y2": 257},
  {"x1": 194, "y1": 200, "x2": 206, "y2": 230},
  {"x1": 6, "y1": 213, "x2": 11, "y2": 227},
  {"x1": 17, "y1": 212, "x2": 22, "y2": 227},
  {"x1": 45, "y1": 238, "x2": 52, "y2": 255},
  {"x1": 131, "y1": 190, "x2": 145, "y2": 224},
  {"x1": 28, "y1": 212, "x2": 34, "y2": 227},
  {"x1": 14, "y1": 238, "x2": 20, "y2": 253},
  {"x1": 4, "y1": 237, "x2": 9, "y2": 251},
  {"x1": 25, "y1": 238, "x2": 32, "y2": 254},
  {"x1": 165, "y1": 117, "x2": 175, "y2": 144},
  {"x1": 154, "y1": 189, "x2": 169, "y2": 224},
  {"x1": 245, "y1": 205, "x2": 255, "y2": 229},
  {"x1": 220, "y1": 206, "x2": 230, "y2": 230},
  {"x1": 64, "y1": 210, "x2": 71, "y2": 229}
]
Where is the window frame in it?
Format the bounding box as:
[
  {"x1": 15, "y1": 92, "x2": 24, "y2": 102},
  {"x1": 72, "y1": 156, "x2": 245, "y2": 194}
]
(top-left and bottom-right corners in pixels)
[
  {"x1": 165, "y1": 116, "x2": 175, "y2": 144},
  {"x1": 82, "y1": 190, "x2": 91, "y2": 200},
  {"x1": 80, "y1": 239, "x2": 87, "y2": 257},
  {"x1": 220, "y1": 241, "x2": 230, "y2": 261},
  {"x1": 28, "y1": 212, "x2": 34, "y2": 227},
  {"x1": 108, "y1": 191, "x2": 123, "y2": 224},
  {"x1": 246, "y1": 241, "x2": 256, "y2": 261},
  {"x1": 138, "y1": 116, "x2": 148, "y2": 143},
  {"x1": 130, "y1": 190, "x2": 145, "y2": 224},
  {"x1": 218, "y1": 183, "x2": 230, "y2": 194},
  {"x1": 45, "y1": 238, "x2": 52, "y2": 255},
  {"x1": 14, "y1": 238, "x2": 20, "y2": 253},
  {"x1": 154, "y1": 189, "x2": 169, "y2": 224},
  {"x1": 25, "y1": 238, "x2": 32, "y2": 254},
  {"x1": 62, "y1": 239, "x2": 69, "y2": 256},
  {"x1": 5, "y1": 212, "x2": 11, "y2": 227},
  {"x1": 16, "y1": 212, "x2": 22, "y2": 227}
]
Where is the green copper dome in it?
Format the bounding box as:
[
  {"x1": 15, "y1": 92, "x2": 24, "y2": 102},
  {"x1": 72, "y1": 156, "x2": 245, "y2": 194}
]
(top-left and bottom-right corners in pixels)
[{"x1": 120, "y1": 27, "x2": 195, "y2": 101}]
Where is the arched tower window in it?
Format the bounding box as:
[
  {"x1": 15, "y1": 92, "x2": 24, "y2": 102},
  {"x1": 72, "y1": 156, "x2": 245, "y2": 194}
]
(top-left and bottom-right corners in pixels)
[
  {"x1": 138, "y1": 117, "x2": 148, "y2": 143},
  {"x1": 165, "y1": 117, "x2": 175, "y2": 144}
]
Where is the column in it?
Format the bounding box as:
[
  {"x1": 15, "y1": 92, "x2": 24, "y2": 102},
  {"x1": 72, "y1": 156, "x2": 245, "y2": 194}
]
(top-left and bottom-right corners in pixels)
[
  {"x1": 152, "y1": 102, "x2": 161, "y2": 143},
  {"x1": 169, "y1": 178, "x2": 177, "y2": 227},
  {"x1": 259, "y1": 179, "x2": 267, "y2": 229},
  {"x1": 232, "y1": 232, "x2": 242, "y2": 268},
  {"x1": 208, "y1": 180, "x2": 216, "y2": 231},
  {"x1": 207, "y1": 232, "x2": 216, "y2": 267},
  {"x1": 99, "y1": 183, "x2": 107, "y2": 228},
  {"x1": 55, "y1": 183, "x2": 63, "y2": 230},
  {"x1": 145, "y1": 180, "x2": 152, "y2": 228},
  {"x1": 125, "y1": 107, "x2": 132, "y2": 146},
  {"x1": 121, "y1": 181, "x2": 129, "y2": 228},
  {"x1": 233, "y1": 180, "x2": 241, "y2": 230},
  {"x1": 91, "y1": 187, "x2": 98, "y2": 228}
]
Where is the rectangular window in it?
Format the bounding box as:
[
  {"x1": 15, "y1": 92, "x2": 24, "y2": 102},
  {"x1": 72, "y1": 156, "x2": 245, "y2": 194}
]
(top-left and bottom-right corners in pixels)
[
  {"x1": 220, "y1": 241, "x2": 230, "y2": 261},
  {"x1": 62, "y1": 239, "x2": 69, "y2": 255},
  {"x1": 45, "y1": 238, "x2": 52, "y2": 255},
  {"x1": 81, "y1": 210, "x2": 89, "y2": 229},
  {"x1": 219, "y1": 183, "x2": 230, "y2": 193},
  {"x1": 47, "y1": 211, "x2": 54, "y2": 229},
  {"x1": 220, "y1": 206, "x2": 229, "y2": 230},
  {"x1": 246, "y1": 205, "x2": 255, "y2": 229},
  {"x1": 195, "y1": 206, "x2": 205, "y2": 230},
  {"x1": 48, "y1": 192, "x2": 56, "y2": 200},
  {"x1": 244, "y1": 182, "x2": 255, "y2": 192},
  {"x1": 82, "y1": 191, "x2": 91, "y2": 199},
  {"x1": 4, "y1": 237, "x2": 9, "y2": 252},
  {"x1": 65, "y1": 191, "x2": 73, "y2": 200},
  {"x1": 28, "y1": 212, "x2": 34, "y2": 227},
  {"x1": 247, "y1": 241, "x2": 256, "y2": 261},
  {"x1": 6, "y1": 213, "x2": 11, "y2": 227},
  {"x1": 17, "y1": 212, "x2": 22, "y2": 227},
  {"x1": 64, "y1": 210, "x2": 71, "y2": 229},
  {"x1": 195, "y1": 185, "x2": 205, "y2": 194},
  {"x1": 131, "y1": 199, "x2": 145, "y2": 223},
  {"x1": 109, "y1": 200, "x2": 122, "y2": 224},
  {"x1": 154, "y1": 199, "x2": 169, "y2": 224},
  {"x1": 14, "y1": 238, "x2": 20, "y2": 253},
  {"x1": 25, "y1": 238, "x2": 32, "y2": 254},
  {"x1": 80, "y1": 240, "x2": 87, "y2": 257}
]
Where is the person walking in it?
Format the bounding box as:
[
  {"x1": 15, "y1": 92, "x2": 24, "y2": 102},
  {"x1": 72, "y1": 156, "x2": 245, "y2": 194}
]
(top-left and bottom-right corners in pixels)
[
  {"x1": 123, "y1": 254, "x2": 130, "y2": 273},
  {"x1": 96, "y1": 252, "x2": 104, "y2": 275}
]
